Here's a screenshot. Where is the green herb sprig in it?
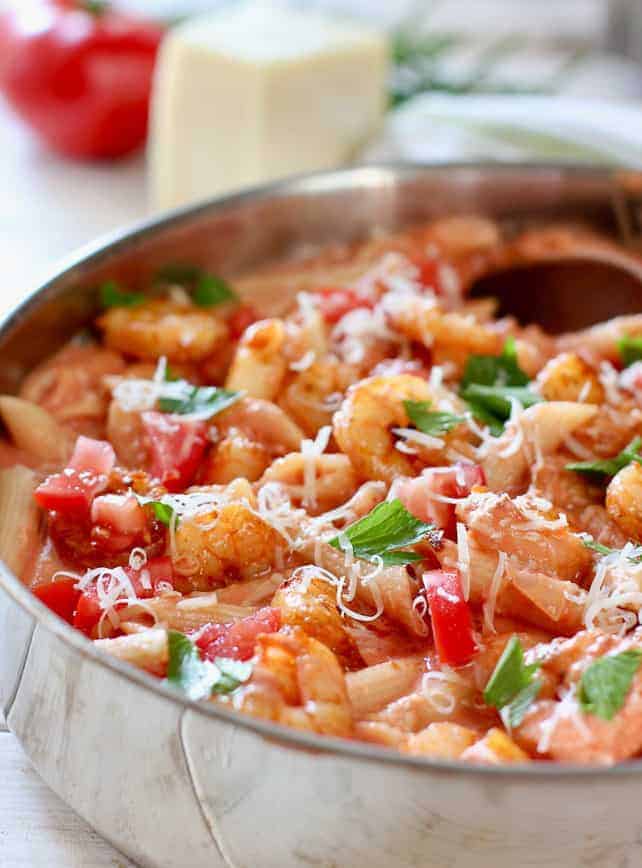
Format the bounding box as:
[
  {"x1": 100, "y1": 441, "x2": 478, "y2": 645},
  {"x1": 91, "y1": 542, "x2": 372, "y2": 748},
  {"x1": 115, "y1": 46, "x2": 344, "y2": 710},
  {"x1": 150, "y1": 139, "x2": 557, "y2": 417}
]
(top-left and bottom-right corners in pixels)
[
  {"x1": 165, "y1": 630, "x2": 252, "y2": 701},
  {"x1": 483, "y1": 635, "x2": 542, "y2": 729},
  {"x1": 578, "y1": 650, "x2": 642, "y2": 720},
  {"x1": 566, "y1": 437, "x2": 642, "y2": 481},
  {"x1": 403, "y1": 400, "x2": 464, "y2": 437}
]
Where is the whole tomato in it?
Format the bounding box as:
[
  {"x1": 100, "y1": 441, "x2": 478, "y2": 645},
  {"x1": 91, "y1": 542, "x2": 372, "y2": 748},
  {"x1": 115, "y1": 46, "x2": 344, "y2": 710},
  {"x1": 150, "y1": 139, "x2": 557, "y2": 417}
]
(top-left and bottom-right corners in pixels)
[{"x1": 0, "y1": 1, "x2": 164, "y2": 160}]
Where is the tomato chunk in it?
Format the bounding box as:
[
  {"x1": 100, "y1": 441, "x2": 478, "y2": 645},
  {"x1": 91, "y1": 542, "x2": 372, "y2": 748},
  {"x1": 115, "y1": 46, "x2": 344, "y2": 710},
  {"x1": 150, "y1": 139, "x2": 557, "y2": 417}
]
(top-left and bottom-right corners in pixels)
[
  {"x1": 35, "y1": 435, "x2": 115, "y2": 517},
  {"x1": 142, "y1": 411, "x2": 208, "y2": 492},
  {"x1": 393, "y1": 462, "x2": 485, "y2": 539},
  {"x1": 228, "y1": 304, "x2": 258, "y2": 340},
  {"x1": 73, "y1": 585, "x2": 102, "y2": 633},
  {"x1": 125, "y1": 555, "x2": 175, "y2": 598},
  {"x1": 196, "y1": 607, "x2": 281, "y2": 661},
  {"x1": 423, "y1": 569, "x2": 476, "y2": 666},
  {"x1": 311, "y1": 286, "x2": 374, "y2": 325},
  {"x1": 33, "y1": 578, "x2": 80, "y2": 624},
  {"x1": 91, "y1": 492, "x2": 147, "y2": 553},
  {"x1": 410, "y1": 254, "x2": 442, "y2": 292}
]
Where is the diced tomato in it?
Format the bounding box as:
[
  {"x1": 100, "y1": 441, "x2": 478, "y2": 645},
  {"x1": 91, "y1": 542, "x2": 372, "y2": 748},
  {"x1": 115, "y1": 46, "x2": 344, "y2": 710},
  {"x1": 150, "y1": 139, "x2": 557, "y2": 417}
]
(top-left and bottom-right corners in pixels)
[
  {"x1": 311, "y1": 286, "x2": 374, "y2": 325},
  {"x1": 196, "y1": 606, "x2": 281, "y2": 662},
  {"x1": 228, "y1": 304, "x2": 258, "y2": 340},
  {"x1": 125, "y1": 555, "x2": 175, "y2": 598},
  {"x1": 142, "y1": 411, "x2": 208, "y2": 492},
  {"x1": 423, "y1": 569, "x2": 476, "y2": 666},
  {"x1": 34, "y1": 435, "x2": 115, "y2": 517},
  {"x1": 33, "y1": 578, "x2": 80, "y2": 624},
  {"x1": 393, "y1": 462, "x2": 485, "y2": 539},
  {"x1": 410, "y1": 254, "x2": 442, "y2": 292},
  {"x1": 73, "y1": 585, "x2": 102, "y2": 633},
  {"x1": 91, "y1": 492, "x2": 147, "y2": 553}
]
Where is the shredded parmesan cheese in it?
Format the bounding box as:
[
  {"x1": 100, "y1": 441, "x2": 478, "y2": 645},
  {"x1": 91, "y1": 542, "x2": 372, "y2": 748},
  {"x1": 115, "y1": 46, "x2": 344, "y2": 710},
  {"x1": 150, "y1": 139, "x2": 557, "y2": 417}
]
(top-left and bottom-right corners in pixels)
[{"x1": 483, "y1": 551, "x2": 507, "y2": 634}]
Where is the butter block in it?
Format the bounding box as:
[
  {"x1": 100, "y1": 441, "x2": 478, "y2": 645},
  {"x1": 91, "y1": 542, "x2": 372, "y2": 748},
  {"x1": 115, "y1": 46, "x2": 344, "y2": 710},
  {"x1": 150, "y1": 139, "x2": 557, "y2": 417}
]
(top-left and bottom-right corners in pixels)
[{"x1": 149, "y1": 1, "x2": 388, "y2": 210}]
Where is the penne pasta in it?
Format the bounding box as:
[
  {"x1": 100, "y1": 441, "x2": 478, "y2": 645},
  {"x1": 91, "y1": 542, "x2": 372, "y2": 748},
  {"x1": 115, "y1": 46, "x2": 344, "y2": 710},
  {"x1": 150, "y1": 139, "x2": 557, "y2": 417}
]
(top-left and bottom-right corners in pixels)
[
  {"x1": 0, "y1": 396, "x2": 73, "y2": 465},
  {"x1": 346, "y1": 657, "x2": 424, "y2": 718},
  {"x1": 0, "y1": 465, "x2": 42, "y2": 578}
]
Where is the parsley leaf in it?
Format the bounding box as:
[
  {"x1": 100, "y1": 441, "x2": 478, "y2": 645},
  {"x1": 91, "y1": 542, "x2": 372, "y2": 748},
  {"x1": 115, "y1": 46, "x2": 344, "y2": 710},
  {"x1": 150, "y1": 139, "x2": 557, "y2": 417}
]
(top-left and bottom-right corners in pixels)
[
  {"x1": 156, "y1": 263, "x2": 238, "y2": 307},
  {"x1": 460, "y1": 336, "x2": 529, "y2": 389},
  {"x1": 165, "y1": 630, "x2": 252, "y2": 701},
  {"x1": 580, "y1": 536, "x2": 642, "y2": 563},
  {"x1": 139, "y1": 499, "x2": 175, "y2": 527},
  {"x1": 566, "y1": 436, "x2": 642, "y2": 481},
  {"x1": 328, "y1": 499, "x2": 437, "y2": 566},
  {"x1": 403, "y1": 400, "x2": 464, "y2": 437},
  {"x1": 484, "y1": 635, "x2": 541, "y2": 727},
  {"x1": 459, "y1": 338, "x2": 541, "y2": 433},
  {"x1": 618, "y1": 335, "x2": 642, "y2": 368},
  {"x1": 100, "y1": 280, "x2": 145, "y2": 309},
  {"x1": 578, "y1": 649, "x2": 642, "y2": 720},
  {"x1": 158, "y1": 385, "x2": 240, "y2": 418}
]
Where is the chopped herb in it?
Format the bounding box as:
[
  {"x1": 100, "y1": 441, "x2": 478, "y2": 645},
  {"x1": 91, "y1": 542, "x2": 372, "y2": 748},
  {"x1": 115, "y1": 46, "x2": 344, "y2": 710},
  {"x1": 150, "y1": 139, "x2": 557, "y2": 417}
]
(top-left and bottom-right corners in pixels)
[
  {"x1": 99, "y1": 280, "x2": 145, "y2": 309},
  {"x1": 501, "y1": 679, "x2": 542, "y2": 730},
  {"x1": 156, "y1": 263, "x2": 238, "y2": 307},
  {"x1": 578, "y1": 649, "x2": 642, "y2": 720},
  {"x1": 484, "y1": 635, "x2": 541, "y2": 728},
  {"x1": 165, "y1": 630, "x2": 252, "y2": 701},
  {"x1": 192, "y1": 274, "x2": 237, "y2": 307},
  {"x1": 135, "y1": 496, "x2": 176, "y2": 527},
  {"x1": 328, "y1": 498, "x2": 437, "y2": 566},
  {"x1": 618, "y1": 335, "x2": 642, "y2": 368},
  {"x1": 158, "y1": 385, "x2": 240, "y2": 418},
  {"x1": 403, "y1": 400, "x2": 464, "y2": 437},
  {"x1": 566, "y1": 436, "x2": 642, "y2": 481},
  {"x1": 580, "y1": 536, "x2": 642, "y2": 563},
  {"x1": 460, "y1": 336, "x2": 529, "y2": 390},
  {"x1": 459, "y1": 338, "x2": 540, "y2": 433}
]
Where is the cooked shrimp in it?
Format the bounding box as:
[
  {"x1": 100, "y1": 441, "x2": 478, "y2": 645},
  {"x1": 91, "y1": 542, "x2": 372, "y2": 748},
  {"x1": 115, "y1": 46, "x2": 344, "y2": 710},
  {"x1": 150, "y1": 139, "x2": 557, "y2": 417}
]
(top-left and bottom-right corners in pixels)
[
  {"x1": 559, "y1": 313, "x2": 642, "y2": 364},
  {"x1": 173, "y1": 500, "x2": 282, "y2": 592},
  {"x1": 606, "y1": 461, "x2": 642, "y2": 542},
  {"x1": 514, "y1": 630, "x2": 642, "y2": 764},
  {"x1": 279, "y1": 358, "x2": 357, "y2": 436},
  {"x1": 234, "y1": 626, "x2": 353, "y2": 737},
  {"x1": 214, "y1": 397, "x2": 304, "y2": 457},
  {"x1": 536, "y1": 352, "x2": 604, "y2": 404},
  {"x1": 99, "y1": 299, "x2": 228, "y2": 363},
  {"x1": 272, "y1": 574, "x2": 364, "y2": 669},
  {"x1": 334, "y1": 374, "x2": 467, "y2": 483}
]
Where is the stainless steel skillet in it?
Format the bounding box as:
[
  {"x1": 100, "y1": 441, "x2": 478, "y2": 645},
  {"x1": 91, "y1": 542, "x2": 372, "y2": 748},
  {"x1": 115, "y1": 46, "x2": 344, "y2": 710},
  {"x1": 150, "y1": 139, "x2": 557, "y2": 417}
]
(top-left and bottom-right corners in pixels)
[{"x1": 2, "y1": 164, "x2": 642, "y2": 868}]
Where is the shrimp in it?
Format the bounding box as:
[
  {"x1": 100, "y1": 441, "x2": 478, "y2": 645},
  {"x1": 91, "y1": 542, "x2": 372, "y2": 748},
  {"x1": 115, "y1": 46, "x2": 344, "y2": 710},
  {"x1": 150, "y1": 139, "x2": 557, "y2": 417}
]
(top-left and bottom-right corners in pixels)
[
  {"x1": 233, "y1": 626, "x2": 353, "y2": 737},
  {"x1": 514, "y1": 630, "x2": 642, "y2": 764},
  {"x1": 404, "y1": 722, "x2": 478, "y2": 759},
  {"x1": 333, "y1": 374, "x2": 466, "y2": 483},
  {"x1": 173, "y1": 500, "x2": 282, "y2": 592},
  {"x1": 558, "y1": 313, "x2": 642, "y2": 364},
  {"x1": 20, "y1": 342, "x2": 125, "y2": 436},
  {"x1": 258, "y1": 452, "x2": 358, "y2": 515},
  {"x1": 98, "y1": 299, "x2": 228, "y2": 363},
  {"x1": 530, "y1": 454, "x2": 602, "y2": 523},
  {"x1": 536, "y1": 352, "x2": 604, "y2": 404},
  {"x1": 272, "y1": 573, "x2": 364, "y2": 669},
  {"x1": 201, "y1": 436, "x2": 271, "y2": 485},
  {"x1": 606, "y1": 461, "x2": 642, "y2": 542}
]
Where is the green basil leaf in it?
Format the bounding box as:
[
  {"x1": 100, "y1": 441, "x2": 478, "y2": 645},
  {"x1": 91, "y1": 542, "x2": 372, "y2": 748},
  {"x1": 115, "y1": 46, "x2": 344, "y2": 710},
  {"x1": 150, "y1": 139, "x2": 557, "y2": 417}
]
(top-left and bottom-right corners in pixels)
[
  {"x1": 403, "y1": 400, "x2": 464, "y2": 437},
  {"x1": 578, "y1": 649, "x2": 642, "y2": 720},
  {"x1": 212, "y1": 658, "x2": 254, "y2": 694},
  {"x1": 328, "y1": 499, "x2": 437, "y2": 566},
  {"x1": 158, "y1": 385, "x2": 240, "y2": 418},
  {"x1": 100, "y1": 280, "x2": 145, "y2": 309},
  {"x1": 500, "y1": 679, "x2": 542, "y2": 729},
  {"x1": 566, "y1": 436, "x2": 642, "y2": 481},
  {"x1": 149, "y1": 501, "x2": 175, "y2": 527},
  {"x1": 165, "y1": 631, "x2": 252, "y2": 701},
  {"x1": 484, "y1": 635, "x2": 540, "y2": 711},
  {"x1": 460, "y1": 336, "x2": 530, "y2": 390},
  {"x1": 618, "y1": 335, "x2": 642, "y2": 368}
]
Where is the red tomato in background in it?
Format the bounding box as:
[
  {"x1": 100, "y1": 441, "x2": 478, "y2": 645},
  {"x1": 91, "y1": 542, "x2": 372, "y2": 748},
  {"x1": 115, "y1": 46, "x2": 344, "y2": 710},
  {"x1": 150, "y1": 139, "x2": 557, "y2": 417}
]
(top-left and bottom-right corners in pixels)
[
  {"x1": 228, "y1": 304, "x2": 259, "y2": 340},
  {"x1": 35, "y1": 435, "x2": 115, "y2": 517},
  {"x1": 0, "y1": 1, "x2": 164, "y2": 159},
  {"x1": 142, "y1": 411, "x2": 208, "y2": 492},
  {"x1": 196, "y1": 607, "x2": 281, "y2": 662},
  {"x1": 423, "y1": 569, "x2": 476, "y2": 667}
]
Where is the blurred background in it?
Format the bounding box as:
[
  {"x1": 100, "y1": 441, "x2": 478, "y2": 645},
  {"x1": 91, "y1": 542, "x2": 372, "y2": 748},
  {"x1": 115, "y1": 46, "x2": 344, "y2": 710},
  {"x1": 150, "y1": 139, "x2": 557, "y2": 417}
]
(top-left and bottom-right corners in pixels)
[{"x1": 3, "y1": 0, "x2": 642, "y2": 300}]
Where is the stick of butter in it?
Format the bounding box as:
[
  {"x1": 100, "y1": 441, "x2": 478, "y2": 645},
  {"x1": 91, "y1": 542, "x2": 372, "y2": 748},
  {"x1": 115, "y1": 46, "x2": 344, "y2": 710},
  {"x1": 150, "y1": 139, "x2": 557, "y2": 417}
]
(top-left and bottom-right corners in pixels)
[{"x1": 148, "y1": 0, "x2": 388, "y2": 210}]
